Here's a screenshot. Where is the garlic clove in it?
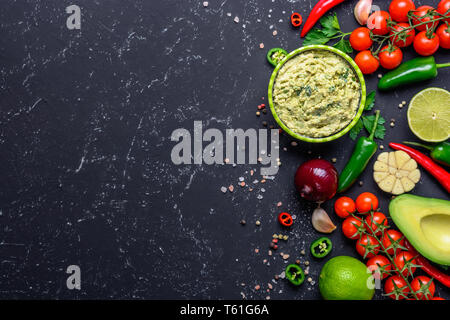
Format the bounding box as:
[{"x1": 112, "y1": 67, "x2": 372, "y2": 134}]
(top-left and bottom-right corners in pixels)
[
  {"x1": 312, "y1": 207, "x2": 336, "y2": 234},
  {"x1": 354, "y1": 0, "x2": 373, "y2": 25}
]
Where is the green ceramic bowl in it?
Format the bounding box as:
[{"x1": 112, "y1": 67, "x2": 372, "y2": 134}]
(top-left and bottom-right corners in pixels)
[{"x1": 268, "y1": 45, "x2": 366, "y2": 143}]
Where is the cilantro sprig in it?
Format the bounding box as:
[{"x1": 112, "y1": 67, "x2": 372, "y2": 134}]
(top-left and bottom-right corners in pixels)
[
  {"x1": 349, "y1": 91, "x2": 386, "y2": 140},
  {"x1": 302, "y1": 13, "x2": 352, "y2": 54}
]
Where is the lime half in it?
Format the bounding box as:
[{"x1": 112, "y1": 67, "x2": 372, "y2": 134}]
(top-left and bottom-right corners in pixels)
[{"x1": 407, "y1": 88, "x2": 450, "y2": 143}]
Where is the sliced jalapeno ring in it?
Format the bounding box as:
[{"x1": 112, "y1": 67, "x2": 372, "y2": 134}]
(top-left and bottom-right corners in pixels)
[
  {"x1": 310, "y1": 237, "x2": 333, "y2": 258},
  {"x1": 267, "y1": 48, "x2": 288, "y2": 67},
  {"x1": 285, "y1": 264, "x2": 305, "y2": 286}
]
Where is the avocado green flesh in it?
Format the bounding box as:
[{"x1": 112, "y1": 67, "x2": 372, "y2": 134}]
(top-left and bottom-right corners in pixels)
[{"x1": 389, "y1": 194, "x2": 450, "y2": 266}]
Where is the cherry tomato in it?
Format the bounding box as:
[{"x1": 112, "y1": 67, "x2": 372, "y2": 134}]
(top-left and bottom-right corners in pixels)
[
  {"x1": 367, "y1": 11, "x2": 391, "y2": 35},
  {"x1": 291, "y1": 12, "x2": 303, "y2": 27},
  {"x1": 355, "y1": 192, "x2": 379, "y2": 213},
  {"x1": 350, "y1": 27, "x2": 374, "y2": 51},
  {"x1": 414, "y1": 31, "x2": 440, "y2": 56},
  {"x1": 382, "y1": 230, "x2": 405, "y2": 255},
  {"x1": 379, "y1": 45, "x2": 403, "y2": 69},
  {"x1": 334, "y1": 196, "x2": 356, "y2": 218},
  {"x1": 356, "y1": 235, "x2": 380, "y2": 258},
  {"x1": 437, "y1": 23, "x2": 450, "y2": 49},
  {"x1": 390, "y1": 22, "x2": 416, "y2": 47},
  {"x1": 411, "y1": 276, "x2": 435, "y2": 300},
  {"x1": 364, "y1": 212, "x2": 389, "y2": 235},
  {"x1": 355, "y1": 50, "x2": 379, "y2": 74},
  {"x1": 432, "y1": 297, "x2": 446, "y2": 300},
  {"x1": 385, "y1": 275, "x2": 409, "y2": 300},
  {"x1": 366, "y1": 255, "x2": 391, "y2": 280},
  {"x1": 342, "y1": 216, "x2": 363, "y2": 239},
  {"x1": 278, "y1": 212, "x2": 293, "y2": 227},
  {"x1": 389, "y1": 0, "x2": 416, "y2": 22},
  {"x1": 412, "y1": 6, "x2": 439, "y2": 32},
  {"x1": 437, "y1": 0, "x2": 450, "y2": 23},
  {"x1": 394, "y1": 251, "x2": 417, "y2": 276}
]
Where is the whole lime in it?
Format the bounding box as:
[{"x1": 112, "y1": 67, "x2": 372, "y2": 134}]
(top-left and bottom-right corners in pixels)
[{"x1": 319, "y1": 256, "x2": 374, "y2": 300}]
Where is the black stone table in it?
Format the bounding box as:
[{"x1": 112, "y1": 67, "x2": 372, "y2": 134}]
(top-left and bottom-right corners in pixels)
[{"x1": 0, "y1": 0, "x2": 448, "y2": 299}]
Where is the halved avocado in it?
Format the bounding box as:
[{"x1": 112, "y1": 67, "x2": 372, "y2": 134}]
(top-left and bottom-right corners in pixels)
[{"x1": 389, "y1": 194, "x2": 450, "y2": 266}]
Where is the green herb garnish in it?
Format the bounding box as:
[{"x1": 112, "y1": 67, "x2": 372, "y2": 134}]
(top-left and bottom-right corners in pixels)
[{"x1": 303, "y1": 13, "x2": 352, "y2": 54}]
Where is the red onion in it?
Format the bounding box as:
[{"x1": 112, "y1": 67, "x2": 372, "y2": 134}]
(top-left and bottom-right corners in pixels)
[{"x1": 294, "y1": 159, "x2": 338, "y2": 203}]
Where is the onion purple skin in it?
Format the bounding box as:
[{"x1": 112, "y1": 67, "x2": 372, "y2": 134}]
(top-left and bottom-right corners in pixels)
[{"x1": 294, "y1": 159, "x2": 339, "y2": 203}]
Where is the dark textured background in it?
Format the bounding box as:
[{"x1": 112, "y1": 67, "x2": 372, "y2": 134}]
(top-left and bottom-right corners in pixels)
[{"x1": 0, "y1": 0, "x2": 448, "y2": 300}]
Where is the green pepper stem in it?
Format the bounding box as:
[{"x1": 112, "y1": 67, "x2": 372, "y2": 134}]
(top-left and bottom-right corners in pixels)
[
  {"x1": 368, "y1": 110, "x2": 380, "y2": 141},
  {"x1": 436, "y1": 62, "x2": 450, "y2": 69},
  {"x1": 402, "y1": 141, "x2": 434, "y2": 151}
]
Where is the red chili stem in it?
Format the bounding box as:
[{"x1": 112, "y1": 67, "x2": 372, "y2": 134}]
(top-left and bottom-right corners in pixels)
[
  {"x1": 404, "y1": 240, "x2": 450, "y2": 288},
  {"x1": 389, "y1": 143, "x2": 450, "y2": 193},
  {"x1": 300, "y1": 0, "x2": 347, "y2": 37}
]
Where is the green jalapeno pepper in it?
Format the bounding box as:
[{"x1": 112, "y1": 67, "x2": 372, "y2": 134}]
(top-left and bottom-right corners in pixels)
[
  {"x1": 378, "y1": 56, "x2": 450, "y2": 91},
  {"x1": 403, "y1": 141, "x2": 450, "y2": 167},
  {"x1": 338, "y1": 110, "x2": 380, "y2": 193},
  {"x1": 285, "y1": 264, "x2": 305, "y2": 286},
  {"x1": 267, "y1": 48, "x2": 288, "y2": 67},
  {"x1": 310, "y1": 237, "x2": 332, "y2": 258}
]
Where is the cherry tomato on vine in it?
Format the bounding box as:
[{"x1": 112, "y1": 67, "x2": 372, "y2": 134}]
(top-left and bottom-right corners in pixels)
[
  {"x1": 437, "y1": 0, "x2": 450, "y2": 23},
  {"x1": 432, "y1": 297, "x2": 446, "y2": 300},
  {"x1": 349, "y1": 27, "x2": 373, "y2": 51},
  {"x1": 394, "y1": 251, "x2": 417, "y2": 276},
  {"x1": 437, "y1": 23, "x2": 450, "y2": 49},
  {"x1": 389, "y1": 0, "x2": 416, "y2": 23},
  {"x1": 414, "y1": 31, "x2": 440, "y2": 56},
  {"x1": 366, "y1": 255, "x2": 391, "y2": 280},
  {"x1": 355, "y1": 192, "x2": 379, "y2": 213},
  {"x1": 390, "y1": 23, "x2": 416, "y2": 47},
  {"x1": 334, "y1": 196, "x2": 356, "y2": 218},
  {"x1": 278, "y1": 212, "x2": 293, "y2": 227},
  {"x1": 411, "y1": 276, "x2": 435, "y2": 300},
  {"x1": 367, "y1": 11, "x2": 391, "y2": 35},
  {"x1": 355, "y1": 50, "x2": 379, "y2": 74},
  {"x1": 385, "y1": 275, "x2": 409, "y2": 300},
  {"x1": 365, "y1": 212, "x2": 389, "y2": 235},
  {"x1": 412, "y1": 6, "x2": 439, "y2": 32},
  {"x1": 356, "y1": 235, "x2": 380, "y2": 258},
  {"x1": 379, "y1": 45, "x2": 403, "y2": 69},
  {"x1": 382, "y1": 229, "x2": 405, "y2": 255},
  {"x1": 342, "y1": 216, "x2": 363, "y2": 239}
]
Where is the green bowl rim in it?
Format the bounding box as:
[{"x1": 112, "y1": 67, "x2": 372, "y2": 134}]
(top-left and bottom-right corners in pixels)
[{"x1": 267, "y1": 45, "x2": 367, "y2": 143}]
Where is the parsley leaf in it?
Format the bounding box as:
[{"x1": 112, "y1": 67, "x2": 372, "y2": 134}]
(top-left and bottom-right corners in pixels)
[
  {"x1": 320, "y1": 13, "x2": 340, "y2": 37},
  {"x1": 349, "y1": 119, "x2": 364, "y2": 141},
  {"x1": 333, "y1": 38, "x2": 353, "y2": 54},
  {"x1": 362, "y1": 115, "x2": 386, "y2": 140},
  {"x1": 364, "y1": 91, "x2": 376, "y2": 111},
  {"x1": 303, "y1": 29, "x2": 331, "y2": 46}
]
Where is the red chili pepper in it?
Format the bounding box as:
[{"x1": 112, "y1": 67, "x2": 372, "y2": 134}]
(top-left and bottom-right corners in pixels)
[
  {"x1": 301, "y1": 0, "x2": 347, "y2": 37},
  {"x1": 291, "y1": 12, "x2": 303, "y2": 27},
  {"x1": 405, "y1": 240, "x2": 450, "y2": 288},
  {"x1": 389, "y1": 143, "x2": 450, "y2": 193},
  {"x1": 278, "y1": 212, "x2": 293, "y2": 227}
]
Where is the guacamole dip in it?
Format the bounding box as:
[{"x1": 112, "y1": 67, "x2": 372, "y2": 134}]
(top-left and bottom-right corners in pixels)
[{"x1": 273, "y1": 50, "x2": 361, "y2": 138}]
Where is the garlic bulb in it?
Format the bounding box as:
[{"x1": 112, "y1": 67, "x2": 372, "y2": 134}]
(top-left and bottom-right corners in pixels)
[
  {"x1": 373, "y1": 151, "x2": 421, "y2": 195},
  {"x1": 312, "y1": 207, "x2": 337, "y2": 234},
  {"x1": 354, "y1": 0, "x2": 373, "y2": 25}
]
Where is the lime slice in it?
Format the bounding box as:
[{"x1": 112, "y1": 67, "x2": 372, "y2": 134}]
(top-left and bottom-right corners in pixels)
[{"x1": 407, "y1": 88, "x2": 450, "y2": 143}]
